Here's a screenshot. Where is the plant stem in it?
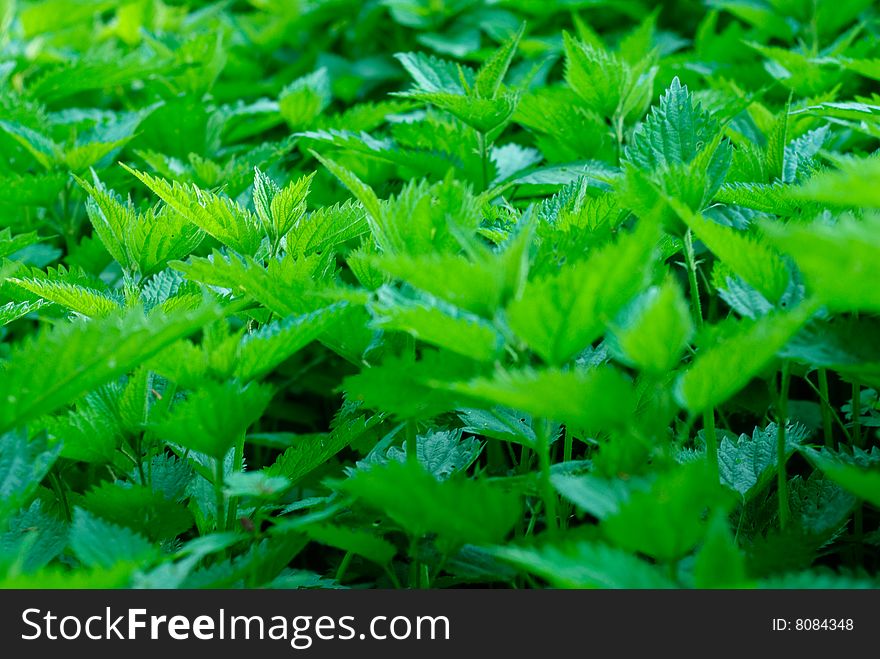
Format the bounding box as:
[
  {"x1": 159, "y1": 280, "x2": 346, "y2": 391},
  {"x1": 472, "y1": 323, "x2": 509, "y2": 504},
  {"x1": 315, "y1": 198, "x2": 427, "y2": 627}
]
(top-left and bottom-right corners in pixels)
[
  {"x1": 852, "y1": 380, "x2": 862, "y2": 448},
  {"x1": 214, "y1": 457, "x2": 226, "y2": 533},
  {"x1": 703, "y1": 408, "x2": 719, "y2": 484},
  {"x1": 478, "y1": 131, "x2": 490, "y2": 192},
  {"x1": 406, "y1": 421, "x2": 418, "y2": 465},
  {"x1": 227, "y1": 432, "x2": 246, "y2": 530},
  {"x1": 777, "y1": 361, "x2": 792, "y2": 530},
  {"x1": 684, "y1": 229, "x2": 718, "y2": 480},
  {"x1": 49, "y1": 470, "x2": 71, "y2": 522},
  {"x1": 534, "y1": 418, "x2": 558, "y2": 536},
  {"x1": 683, "y1": 230, "x2": 703, "y2": 328},
  {"x1": 335, "y1": 551, "x2": 353, "y2": 583},
  {"x1": 818, "y1": 368, "x2": 834, "y2": 448},
  {"x1": 563, "y1": 425, "x2": 573, "y2": 462}
]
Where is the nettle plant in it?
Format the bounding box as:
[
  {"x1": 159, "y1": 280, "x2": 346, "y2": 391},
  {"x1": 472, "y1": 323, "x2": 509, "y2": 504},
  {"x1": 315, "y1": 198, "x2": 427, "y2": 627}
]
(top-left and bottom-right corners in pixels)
[{"x1": 0, "y1": 0, "x2": 879, "y2": 589}]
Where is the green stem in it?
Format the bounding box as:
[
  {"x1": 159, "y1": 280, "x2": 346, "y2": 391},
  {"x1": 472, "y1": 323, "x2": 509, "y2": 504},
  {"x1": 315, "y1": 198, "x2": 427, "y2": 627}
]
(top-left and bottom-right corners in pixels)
[
  {"x1": 408, "y1": 537, "x2": 421, "y2": 589},
  {"x1": 683, "y1": 230, "x2": 703, "y2": 329},
  {"x1": 49, "y1": 470, "x2": 71, "y2": 522},
  {"x1": 852, "y1": 380, "x2": 862, "y2": 448},
  {"x1": 563, "y1": 425, "x2": 573, "y2": 463},
  {"x1": 703, "y1": 409, "x2": 719, "y2": 484},
  {"x1": 214, "y1": 457, "x2": 226, "y2": 533},
  {"x1": 478, "y1": 131, "x2": 490, "y2": 192},
  {"x1": 335, "y1": 551, "x2": 353, "y2": 583},
  {"x1": 818, "y1": 368, "x2": 834, "y2": 449},
  {"x1": 777, "y1": 362, "x2": 792, "y2": 530},
  {"x1": 684, "y1": 229, "x2": 718, "y2": 481},
  {"x1": 406, "y1": 421, "x2": 418, "y2": 465},
  {"x1": 534, "y1": 418, "x2": 558, "y2": 536},
  {"x1": 227, "y1": 432, "x2": 246, "y2": 530}
]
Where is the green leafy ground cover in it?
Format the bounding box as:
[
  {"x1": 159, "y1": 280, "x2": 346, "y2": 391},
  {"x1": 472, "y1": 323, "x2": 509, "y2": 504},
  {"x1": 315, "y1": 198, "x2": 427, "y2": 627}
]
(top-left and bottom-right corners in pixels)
[{"x1": 1, "y1": 0, "x2": 879, "y2": 589}]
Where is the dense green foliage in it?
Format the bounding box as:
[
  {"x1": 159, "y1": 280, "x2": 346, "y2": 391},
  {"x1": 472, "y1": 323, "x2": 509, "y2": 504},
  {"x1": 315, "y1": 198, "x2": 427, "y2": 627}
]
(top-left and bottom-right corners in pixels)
[{"x1": 1, "y1": 0, "x2": 879, "y2": 589}]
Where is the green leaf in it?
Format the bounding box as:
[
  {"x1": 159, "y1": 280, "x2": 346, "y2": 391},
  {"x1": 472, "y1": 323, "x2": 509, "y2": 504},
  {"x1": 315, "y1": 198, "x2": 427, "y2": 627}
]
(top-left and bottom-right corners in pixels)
[
  {"x1": 9, "y1": 278, "x2": 121, "y2": 317},
  {"x1": 693, "y1": 510, "x2": 749, "y2": 588},
  {"x1": 69, "y1": 508, "x2": 157, "y2": 569},
  {"x1": 0, "y1": 303, "x2": 220, "y2": 433},
  {"x1": 234, "y1": 304, "x2": 344, "y2": 381},
  {"x1": 675, "y1": 202, "x2": 790, "y2": 302},
  {"x1": 279, "y1": 68, "x2": 332, "y2": 129},
  {"x1": 607, "y1": 278, "x2": 693, "y2": 373},
  {"x1": 303, "y1": 524, "x2": 396, "y2": 566},
  {"x1": 551, "y1": 473, "x2": 651, "y2": 520},
  {"x1": 333, "y1": 459, "x2": 521, "y2": 549},
  {"x1": 265, "y1": 410, "x2": 382, "y2": 485},
  {"x1": 153, "y1": 381, "x2": 274, "y2": 460},
  {"x1": 370, "y1": 287, "x2": 503, "y2": 361},
  {"x1": 81, "y1": 482, "x2": 194, "y2": 542},
  {"x1": 674, "y1": 302, "x2": 817, "y2": 414},
  {"x1": 0, "y1": 430, "x2": 61, "y2": 527},
  {"x1": 443, "y1": 366, "x2": 637, "y2": 433},
  {"x1": 124, "y1": 165, "x2": 263, "y2": 255},
  {"x1": 492, "y1": 539, "x2": 675, "y2": 588},
  {"x1": 602, "y1": 462, "x2": 732, "y2": 561},
  {"x1": 0, "y1": 300, "x2": 46, "y2": 327},
  {"x1": 791, "y1": 156, "x2": 880, "y2": 208},
  {"x1": 0, "y1": 500, "x2": 67, "y2": 573},
  {"x1": 474, "y1": 23, "x2": 524, "y2": 98},
  {"x1": 384, "y1": 429, "x2": 482, "y2": 480},
  {"x1": 763, "y1": 214, "x2": 880, "y2": 313},
  {"x1": 717, "y1": 422, "x2": 808, "y2": 500},
  {"x1": 507, "y1": 219, "x2": 658, "y2": 365},
  {"x1": 804, "y1": 448, "x2": 880, "y2": 508}
]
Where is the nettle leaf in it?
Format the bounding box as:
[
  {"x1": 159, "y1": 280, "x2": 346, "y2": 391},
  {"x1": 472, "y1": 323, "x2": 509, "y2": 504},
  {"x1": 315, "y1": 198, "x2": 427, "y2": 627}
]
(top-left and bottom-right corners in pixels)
[
  {"x1": 253, "y1": 168, "x2": 314, "y2": 246},
  {"x1": 333, "y1": 460, "x2": 521, "y2": 548},
  {"x1": 154, "y1": 381, "x2": 274, "y2": 459},
  {"x1": 551, "y1": 473, "x2": 652, "y2": 520},
  {"x1": 693, "y1": 510, "x2": 749, "y2": 588},
  {"x1": 0, "y1": 228, "x2": 41, "y2": 260},
  {"x1": 369, "y1": 286, "x2": 504, "y2": 361},
  {"x1": 507, "y1": 219, "x2": 658, "y2": 365},
  {"x1": 717, "y1": 422, "x2": 808, "y2": 500},
  {"x1": 0, "y1": 430, "x2": 61, "y2": 526},
  {"x1": 303, "y1": 524, "x2": 396, "y2": 566},
  {"x1": 344, "y1": 351, "x2": 480, "y2": 420},
  {"x1": 9, "y1": 277, "x2": 121, "y2": 317},
  {"x1": 789, "y1": 476, "x2": 857, "y2": 537},
  {"x1": 458, "y1": 407, "x2": 536, "y2": 447},
  {"x1": 803, "y1": 448, "x2": 880, "y2": 508},
  {"x1": 124, "y1": 165, "x2": 263, "y2": 255},
  {"x1": 675, "y1": 202, "x2": 790, "y2": 302},
  {"x1": 264, "y1": 408, "x2": 383, "y2": 485},
  {"x1": 286, "y1": 200, "x2": 368, "y2": 258},
  {"x1": 675, "y1": 302, "x2": 817, "y2": 414},
  {"x1": 492, "y1": 540, "x2": 675, "y2": 589},
  {"x1": 607, "y1": 278, "x2": 693, "y2": 373},
  {"x1": 763, "y1": 213, "x2": 880, "y2": 313},
  {"x1": 279, "y1": 68, "x2": 332, "y2": 129},
  {"x1": 81, "y1": 482, "x2": 193, "y2": 542},
  {"x1": 0, "y1": 304, "x2": 220, "y2": 433},
  {"x1": 602, "y1": 462, "x2": 733, "y2": 561},
  {"x1": 443, "y1": 366, "x2": 637, "y2": 433},
  {"x1": 0, "y1": 300, "x2": 47, "y2": 327},
  {"x1": 0, "y1": 500, "x2": 68, "y2": 573},
  {"x1": 563, "y1": 32, "x2": 656, "y2": 121},
  {"x1": 791, "y1": 156, "x2": 880, "y2": 209},
  {"x1": 234, "y1": 304, "x2": 345, "y2": 381},
  {"x1": 69, "y1": 508, "x2": 157, "y2": 569},
  {"x1": 384, "y1": 429, "x2": 482, "y2": 480}
]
